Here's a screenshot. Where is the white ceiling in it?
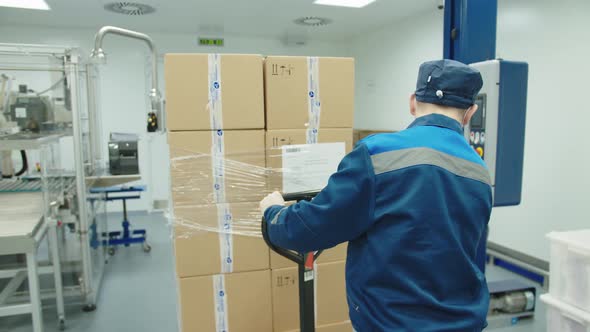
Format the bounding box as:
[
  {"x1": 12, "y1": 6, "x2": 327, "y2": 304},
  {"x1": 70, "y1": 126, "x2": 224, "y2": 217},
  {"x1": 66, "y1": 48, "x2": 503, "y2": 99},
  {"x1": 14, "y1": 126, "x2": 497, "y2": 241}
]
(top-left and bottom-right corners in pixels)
[{"x1": 0, "y1": 0, "x2": 439, "y2": 41}]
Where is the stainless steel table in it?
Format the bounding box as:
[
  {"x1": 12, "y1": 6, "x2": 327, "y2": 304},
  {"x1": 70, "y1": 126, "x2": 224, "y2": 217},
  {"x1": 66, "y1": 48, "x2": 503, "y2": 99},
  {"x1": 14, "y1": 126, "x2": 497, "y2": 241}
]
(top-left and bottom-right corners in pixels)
[{"x1": 0, "y1": 193, "x2": 66, "y2": 332}]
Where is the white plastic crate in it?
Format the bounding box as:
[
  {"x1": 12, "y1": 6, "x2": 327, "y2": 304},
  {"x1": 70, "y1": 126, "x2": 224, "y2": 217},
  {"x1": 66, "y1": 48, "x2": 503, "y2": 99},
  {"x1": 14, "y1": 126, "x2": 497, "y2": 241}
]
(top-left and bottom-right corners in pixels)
[
  {"x1": 541, "y1": 294, "x2": 590, "y2": 332},
  {"x1": 548, "y1": 230, "x2": 590, "y2": 312}
]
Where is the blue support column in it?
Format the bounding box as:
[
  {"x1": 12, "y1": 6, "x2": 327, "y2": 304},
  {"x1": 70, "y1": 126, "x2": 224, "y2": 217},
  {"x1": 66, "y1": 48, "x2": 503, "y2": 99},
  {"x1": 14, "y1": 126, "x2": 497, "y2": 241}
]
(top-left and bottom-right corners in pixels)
[
  {"x1": 444, "y1": 0, "x2": 498, "y2": 273},
  {"x1": 443, "y1": 0, "x2": 498, "y2": 64}
]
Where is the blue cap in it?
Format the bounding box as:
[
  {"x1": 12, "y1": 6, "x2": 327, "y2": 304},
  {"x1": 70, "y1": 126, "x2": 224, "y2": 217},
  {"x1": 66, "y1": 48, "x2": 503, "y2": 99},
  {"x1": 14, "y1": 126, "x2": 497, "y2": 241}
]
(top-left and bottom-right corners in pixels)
[{"x1": 415, "y1": 59, "x2": 483, "y2": 109}]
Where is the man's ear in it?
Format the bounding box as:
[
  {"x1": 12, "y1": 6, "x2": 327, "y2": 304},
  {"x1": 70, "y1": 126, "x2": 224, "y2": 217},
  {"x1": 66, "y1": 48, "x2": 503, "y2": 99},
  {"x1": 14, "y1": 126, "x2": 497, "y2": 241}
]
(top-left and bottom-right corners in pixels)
[
  {"x1": 410, "y1": 93, "x2": 417, "y2": 117},
  {"x1": 463, "y1": 104, "x2": 479, "y2": 125}
]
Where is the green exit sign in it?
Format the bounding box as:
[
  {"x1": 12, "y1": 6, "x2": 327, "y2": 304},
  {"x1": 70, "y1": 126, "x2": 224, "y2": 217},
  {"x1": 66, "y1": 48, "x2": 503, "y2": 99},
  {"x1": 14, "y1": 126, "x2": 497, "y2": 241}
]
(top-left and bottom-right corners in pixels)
[{"x1": 199, "y1": 38, "x2": 224, "y2": 47}]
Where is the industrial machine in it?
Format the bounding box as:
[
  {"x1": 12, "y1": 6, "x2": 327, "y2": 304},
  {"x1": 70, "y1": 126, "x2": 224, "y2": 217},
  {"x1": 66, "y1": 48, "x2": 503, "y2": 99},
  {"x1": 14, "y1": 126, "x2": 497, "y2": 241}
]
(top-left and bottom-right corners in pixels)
[
  {"x1": 9, "y1": 94, "x2": 50, "y2": 132},
  {"x1": 0, "y1": 26, "x2": 161, "y2": 331},
  {"x1": 487, "y1": 280, "x2": 536, "y2": 329},
  {"x1": 0, "y1": 75, "x2": 23, "y2": 178},
  {"x1": 466, "y1": 60, "x2": 529, "y2": 207},
  {"x1": 0, "y1": 44, "x2": 109, "y2": 321},
  {"x1": 0, "y1": 71, "x2": 73, "y2": 178},
  {"x1": 443, "y1": 1, "x2": 543, "y2": 327},
  {"x1": 463, "y1": 59, "x2": 534, "y2": 327}
]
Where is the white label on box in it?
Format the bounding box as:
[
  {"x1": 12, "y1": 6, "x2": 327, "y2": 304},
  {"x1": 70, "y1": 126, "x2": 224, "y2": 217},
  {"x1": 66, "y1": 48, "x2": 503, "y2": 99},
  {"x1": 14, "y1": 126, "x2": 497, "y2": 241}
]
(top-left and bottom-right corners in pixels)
[
  {"x1": 304, "y1": 270, "x2": 314, "y2": 282},
  {"x1": 217, "y1": 203, "x2": 234, "y2": 273},
  {"x1": 213, "y1": 274, "x2": 229, "y2": 332},
  {"x1": 15, "y1": 107, "x2": 27, "y2": 118},
  {"x1": 281, "y1": 142, "x2": 345, "y2": 193}
]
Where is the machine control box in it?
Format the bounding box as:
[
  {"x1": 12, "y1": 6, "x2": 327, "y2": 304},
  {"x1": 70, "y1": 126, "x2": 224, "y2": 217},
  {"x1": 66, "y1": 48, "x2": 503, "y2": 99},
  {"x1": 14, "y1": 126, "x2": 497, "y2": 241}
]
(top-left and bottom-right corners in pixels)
[
  {"x1": 467, "y1": 60, "x2": 528, "y2": 206},
  {"x1": 108, "y1": 141, "x2": 139, "y2": 175},
  {"x1": 469, "y1": 94, "x2": 487, "y2": 159}
]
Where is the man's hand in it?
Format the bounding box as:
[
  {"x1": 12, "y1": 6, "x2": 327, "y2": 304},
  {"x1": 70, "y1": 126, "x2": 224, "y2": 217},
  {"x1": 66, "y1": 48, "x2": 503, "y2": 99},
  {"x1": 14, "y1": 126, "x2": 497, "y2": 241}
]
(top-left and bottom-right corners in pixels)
[{"x1": 260, "y1": 191, "x2": 285, "y2": 214}]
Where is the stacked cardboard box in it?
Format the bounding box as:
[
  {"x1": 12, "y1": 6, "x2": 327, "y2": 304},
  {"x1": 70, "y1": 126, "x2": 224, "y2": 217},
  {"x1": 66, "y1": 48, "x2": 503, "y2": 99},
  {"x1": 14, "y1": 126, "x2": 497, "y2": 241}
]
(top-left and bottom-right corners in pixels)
[
  {"x1": 264, "y1": 56, "x2": 354, "y2": 131},
  {"x1": 169, "y1": 130, "x2": 267, "y2": 206},
  {"x1": 166, "y1": 54, "x2": 273, "y2": 332},
  {"x1": 353, "y1": 129, "x2": 395, "y2": 145},
  {"x1": 167, "y1": 54, "x2": 355, "y2": 331},
  {"x1": 264, "y1": 56, "x2": 354, "y2": 192},
  {"x1": 166, "y1": 54, "x2": 264, "y2": 131},
  {"x1": 264, "y1": 56, "x2": 355, "y2": 331},
  {"x1": 264, "y1": 55, "x2": 354, "y2": 268},
  {"x1": 271, "y1": 261, "x2": 351, "y2": 332}
]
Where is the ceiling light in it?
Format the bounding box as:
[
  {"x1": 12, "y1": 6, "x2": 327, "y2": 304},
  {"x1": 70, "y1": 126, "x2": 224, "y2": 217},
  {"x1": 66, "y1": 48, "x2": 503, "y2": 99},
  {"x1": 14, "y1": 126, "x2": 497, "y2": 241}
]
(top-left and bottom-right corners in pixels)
[
  {"x1": 294, "y1": 16, "x2": 332, "y2": 27},
  {"x1": 104, "y1": 2, "x2": 156, "y2": 16},
  {"x1": 314, "y1": 0, "x2": 377, "y2": 8},
  {"x1": 0, "y1": 0, "x2": 50, "y2": 10}
]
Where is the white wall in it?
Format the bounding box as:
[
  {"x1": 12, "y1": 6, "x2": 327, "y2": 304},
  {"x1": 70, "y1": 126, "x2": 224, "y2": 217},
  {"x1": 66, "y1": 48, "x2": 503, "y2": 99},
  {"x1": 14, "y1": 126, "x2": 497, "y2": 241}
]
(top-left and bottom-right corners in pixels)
[
  {"x1": 490, "y1": 0, "x2": 590, "y2": 260},
  {"x1": 0, "y1": 25, "x2": 350, "y2": 212},
  {"x1": 350, "y1": 0, "x2": 590, "y2": 261},
  {"x1": 352, "y1": 9, "x2": 444, "y2": 130}
]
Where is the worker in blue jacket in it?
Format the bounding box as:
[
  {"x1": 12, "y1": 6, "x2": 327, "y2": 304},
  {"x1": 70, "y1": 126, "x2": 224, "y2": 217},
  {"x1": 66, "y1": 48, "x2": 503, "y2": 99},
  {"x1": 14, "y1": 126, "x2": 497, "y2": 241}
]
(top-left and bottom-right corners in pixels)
[{"x1": 260, "y1": 59, "x2": 492, "y2": 332}]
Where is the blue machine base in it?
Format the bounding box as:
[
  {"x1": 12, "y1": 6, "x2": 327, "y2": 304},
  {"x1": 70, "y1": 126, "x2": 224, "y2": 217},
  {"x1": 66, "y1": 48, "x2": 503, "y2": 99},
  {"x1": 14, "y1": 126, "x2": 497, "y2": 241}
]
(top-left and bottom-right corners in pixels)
[
  {"x1": 488, "y1": 255, "x2": 545, "y2": 285},
  {"x1": 103, "y1": 220, "x2": 147, "y2": 248},
  {"x1": 88, "y1": 185, "x2": 150, "y2": 252}
]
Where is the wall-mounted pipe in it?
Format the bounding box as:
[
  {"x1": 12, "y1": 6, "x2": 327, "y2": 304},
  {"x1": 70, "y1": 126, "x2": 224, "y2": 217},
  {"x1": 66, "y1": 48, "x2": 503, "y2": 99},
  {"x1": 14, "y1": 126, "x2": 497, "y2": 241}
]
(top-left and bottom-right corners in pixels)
[{"x1": 90, "y1": 26, "x2": 162, "y2": 123}]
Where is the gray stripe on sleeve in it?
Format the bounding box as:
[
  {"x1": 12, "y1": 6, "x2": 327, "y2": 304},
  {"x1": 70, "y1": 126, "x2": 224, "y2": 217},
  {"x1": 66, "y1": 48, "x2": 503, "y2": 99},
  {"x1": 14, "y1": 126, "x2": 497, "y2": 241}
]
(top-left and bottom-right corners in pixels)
[
  {"x1": 270, "y1": 207, "x2": 288, "y2": 225},
  {"x1": 370, "y1": 147, "x2": 491, "y2": 185}
]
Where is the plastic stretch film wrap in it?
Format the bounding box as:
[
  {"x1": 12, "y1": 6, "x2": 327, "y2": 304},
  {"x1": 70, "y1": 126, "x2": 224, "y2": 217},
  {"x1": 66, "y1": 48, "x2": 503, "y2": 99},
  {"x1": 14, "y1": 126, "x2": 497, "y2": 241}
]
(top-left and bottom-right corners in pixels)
[
  {"x1": 169, "y1": 142, "x2": 272, "y2": 242},
  {"x1": 170, "y1": 150, "x2": 270, "y2": 208},
  {"x1": 169, "y1": 152, "x2": 268, "y2": 239},
  {"x1": 168, "y1": 133, "x2": 351, "y2": 240}
]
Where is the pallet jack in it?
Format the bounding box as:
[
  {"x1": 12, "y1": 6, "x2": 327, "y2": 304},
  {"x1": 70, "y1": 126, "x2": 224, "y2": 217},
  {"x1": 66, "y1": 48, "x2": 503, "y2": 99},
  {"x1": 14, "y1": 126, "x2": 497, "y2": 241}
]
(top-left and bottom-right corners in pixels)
[{"x1": 261, "y1": 191, "x2": 321, "y2": 332}]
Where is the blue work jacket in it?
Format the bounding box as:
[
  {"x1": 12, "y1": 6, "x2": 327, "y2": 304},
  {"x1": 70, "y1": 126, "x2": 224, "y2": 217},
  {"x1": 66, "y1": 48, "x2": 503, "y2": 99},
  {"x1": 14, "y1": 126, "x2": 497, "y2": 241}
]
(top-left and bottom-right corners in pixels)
[{"x1": 264, "y1": 113, "x2": 493, "y2": 332}]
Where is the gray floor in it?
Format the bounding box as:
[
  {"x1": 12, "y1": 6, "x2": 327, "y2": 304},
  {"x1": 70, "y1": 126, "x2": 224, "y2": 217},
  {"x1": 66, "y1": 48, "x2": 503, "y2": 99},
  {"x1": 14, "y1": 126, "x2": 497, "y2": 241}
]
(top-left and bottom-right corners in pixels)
[
  {"x1": 1, "y1": 211, "x2": 547, "y2": 332},
  {"x1": 1, "y1": 211, "x2": 179, "y2": 332}
]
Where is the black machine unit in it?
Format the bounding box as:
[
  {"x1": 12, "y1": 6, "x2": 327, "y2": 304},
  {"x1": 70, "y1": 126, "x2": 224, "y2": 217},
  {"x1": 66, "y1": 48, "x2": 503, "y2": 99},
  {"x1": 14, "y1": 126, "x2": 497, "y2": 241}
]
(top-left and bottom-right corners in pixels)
[
  {"x1": 487, "y1": 280, "x2": 536, "y2": 328},
  {"x1": 9, "y1": 96, "x2": 49, "y2": 132},
  {"x1": 109, "y1": 141, "x2": 139, "y2": 175}
]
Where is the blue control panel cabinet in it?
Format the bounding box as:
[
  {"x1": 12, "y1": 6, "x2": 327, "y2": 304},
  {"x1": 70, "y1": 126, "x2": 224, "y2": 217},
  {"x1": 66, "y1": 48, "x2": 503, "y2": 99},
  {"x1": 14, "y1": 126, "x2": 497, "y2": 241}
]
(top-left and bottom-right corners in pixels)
[{"x1": 466, "y1": 60, "x2": 528, "y2": 207}]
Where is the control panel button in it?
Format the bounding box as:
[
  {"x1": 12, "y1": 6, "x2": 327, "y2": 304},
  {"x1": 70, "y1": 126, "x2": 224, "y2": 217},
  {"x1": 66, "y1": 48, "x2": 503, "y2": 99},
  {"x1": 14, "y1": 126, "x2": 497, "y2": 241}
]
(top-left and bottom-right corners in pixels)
[
  {"x1": 474, "y1": 132, "x2": 480, "y2": 144},
  {"x1": 470, "y1": 132, "x2": 475, "y2": 143},
  {"x1": 480, "y1": 133, "x2": 485, "y2": 144},
  {"x1": 476, "y1": 147, "x2": 484, "y2": 157}
]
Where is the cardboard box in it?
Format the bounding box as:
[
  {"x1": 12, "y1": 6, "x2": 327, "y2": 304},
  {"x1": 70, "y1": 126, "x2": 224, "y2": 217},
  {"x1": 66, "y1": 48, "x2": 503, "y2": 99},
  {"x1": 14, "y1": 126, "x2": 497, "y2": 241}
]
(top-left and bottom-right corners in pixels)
[
  {"x1": 265, "y1": 129, "x2": 352, "y2": 268},
  {"x1": 178, "y1": 270, "x2": 273, "y2": 332},
  {"x1": 272, "y1": 261, "x2": 348, "y2": 331},
  {"x1": 169, "y1": 130, "x2": 267, "y2": 205},
  {"x1": 353, "y1": 129, "x2": 395, "y2": 145},
  {"x1": 271, "y1": 242, "x2": 347, "y2": 270},
  {"x1": 286, "y1": 321, "x2": 354, "y2": 332},
  {"x1": 165, "y1": 54, "x2": 264, "y2": 131},
  {"x1": 174, "y1": 202, "x2": 269, "y2": 278},
  {"x1": 315, "y1": 321, "x2": 354, "y2": 332},
  {"x1": 265, "y1": 128, "x2": 353, "y2": 193},
  {"x1": 264, "y1": 56, "x2": 354, "y2": 130}
]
